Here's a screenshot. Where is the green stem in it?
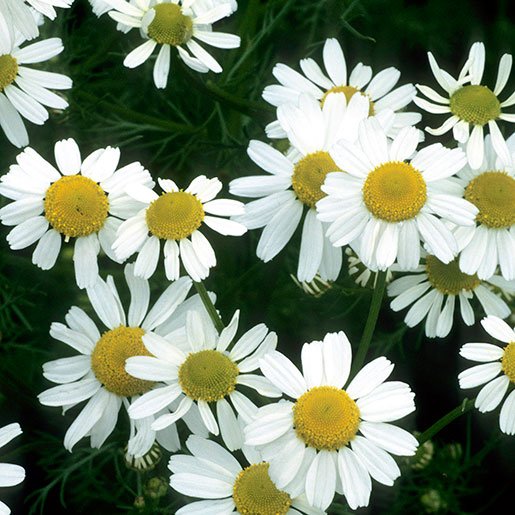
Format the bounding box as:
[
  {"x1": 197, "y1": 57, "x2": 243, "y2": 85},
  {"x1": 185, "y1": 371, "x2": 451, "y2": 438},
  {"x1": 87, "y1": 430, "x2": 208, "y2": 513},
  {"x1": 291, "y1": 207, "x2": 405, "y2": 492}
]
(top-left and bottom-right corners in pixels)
[
  {"x1": 74, "y1": 91, "x2": 202, "y2": 134},
  {"x1": 194, "y1": 281, "x2": 225, "y2": 333},
  {"x1": 417, "y1": 398, "x2": 475, "y2": 444},
  {"x1": 350, "y1": 270, "x2": 387, "y2": 378}
]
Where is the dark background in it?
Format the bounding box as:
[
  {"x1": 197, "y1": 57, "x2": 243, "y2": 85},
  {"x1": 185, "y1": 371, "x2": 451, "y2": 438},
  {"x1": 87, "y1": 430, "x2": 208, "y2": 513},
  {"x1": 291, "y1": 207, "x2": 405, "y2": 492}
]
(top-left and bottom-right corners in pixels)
[{"x1": 0, "y1": 0, "x2": 514, "y2": 513}]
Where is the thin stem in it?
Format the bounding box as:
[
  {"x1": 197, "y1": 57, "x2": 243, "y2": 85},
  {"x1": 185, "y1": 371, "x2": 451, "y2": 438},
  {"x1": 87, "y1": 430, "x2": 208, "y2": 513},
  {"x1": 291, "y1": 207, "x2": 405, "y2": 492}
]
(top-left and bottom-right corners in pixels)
[
  {"x1": 350, "y1": 270, "x2": 387, "y2": 378},
  {"x1": 194, "y1": 281, "x2": 225, "y2": 333},
  {"x1": 417, "y1": 398, "x2": 475, "y2": 444},
  {"x1": 75, "y1": 91, "x2": 202, "y2": 134}
]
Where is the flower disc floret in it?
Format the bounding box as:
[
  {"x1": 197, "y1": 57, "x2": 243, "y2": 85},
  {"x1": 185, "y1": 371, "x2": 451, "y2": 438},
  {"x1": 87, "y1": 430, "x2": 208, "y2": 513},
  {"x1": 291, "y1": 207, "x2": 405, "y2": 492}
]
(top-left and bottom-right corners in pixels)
[
  {"x1": 362, "y1": 161, "x2": 427, "y2": 222},
  {"x1": 43, "y1": 175, "x2": 109, "y2": 238},
  {"x1": 232, "y1": 463, "x2": 292, "y2": 515},
  {"x1": 178, "y1": 350, "x2": 239, "y2": 402},
  {"x1": 293, "y1": 386, "x2": 360, "y2": 451},
  {"x1": 464, "y1": 171, "x2": 515, "y2": 229},
  {"x1": 449, "y1": 85, "x2": 500, "y2": 126},
  {"x1": 147, "y1": 3, "x2": 193, "y2": 46},
  {"x1": 321, "y1": 85, "x2": 375, "y2": 116},
  {"x1": 292, "y1": 151, "x2": 341, "y2": 208},
  {"x1": 145, "y1": 191, "x2": 204, "y2": 240},
  {"x1": 425, "y1": 255, "x2": 481, "y2": 295},
  {"x1": 0, "y1": 54, "x2": 18, "y2": 91},
  {"x1": 501, "y1": 342, "x2": 515, "y2": 383},
  {"x1": 91, "y1": 326, "x2": 154, "y2": 397}
]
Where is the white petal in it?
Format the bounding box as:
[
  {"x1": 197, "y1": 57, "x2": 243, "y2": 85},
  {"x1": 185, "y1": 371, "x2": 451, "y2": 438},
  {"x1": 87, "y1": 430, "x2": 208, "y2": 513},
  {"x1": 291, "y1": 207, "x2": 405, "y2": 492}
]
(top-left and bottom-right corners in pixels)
[{"x1": 259, "y1": 351, "x2": 307, "y2": 398}]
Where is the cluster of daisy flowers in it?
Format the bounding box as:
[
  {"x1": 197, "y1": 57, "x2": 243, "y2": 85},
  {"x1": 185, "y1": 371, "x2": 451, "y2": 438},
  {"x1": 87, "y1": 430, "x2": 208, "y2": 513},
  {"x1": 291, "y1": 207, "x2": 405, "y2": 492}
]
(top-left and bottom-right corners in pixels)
[{"x1": 0, "y1": 4, "x2": 514, "y2": 511}]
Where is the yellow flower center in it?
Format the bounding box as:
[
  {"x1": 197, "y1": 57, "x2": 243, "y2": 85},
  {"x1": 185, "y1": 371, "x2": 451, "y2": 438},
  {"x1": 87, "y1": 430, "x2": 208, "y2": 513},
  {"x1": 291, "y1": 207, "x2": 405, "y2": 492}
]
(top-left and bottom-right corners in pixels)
[
  {"x1": 362, "y1": 161, "x2": 427, "y2": 222},
  {"x1": 178, "y1": 350, "x2": 239, "y2": 402},
  {"x1": 292, "y1": 151, "x2": 341, "y2": 208},
  {"x1": 449, "y1": 85, "x2": 500, "y2": 126},
  {"x1": 43, "y1": 175, "x2": 109, "y2": 238},
  {"x1": 0, "y1": 54, "x2": 18, "y2": 91},
  {"x1": 147, "y1": 3, "x2": 193, "y2": 46},
  {"x1": 91, "y1": 326, "x2": 154, "y2": 397},
  {"x1": 425, "y1": 255, "x2": 481, "y2": 295},
  {"x1": 464, "y1": 171, "x2": 515, "y2": 229},
  {"x1": 232, "y1": 463, "x2": 292, "y2": 515},
  {"x1": 145, "y1": 191, "x2": 204, "y2": 240},
  {"x1": 293, "y1": 386, "x2": 360, "y2": 451},
  {"x1": 501, "y1": 342, "x2": 515, "y2": 383},
  {"x1": 321, "y1": 85, "x2": 375, "y2": 116}
]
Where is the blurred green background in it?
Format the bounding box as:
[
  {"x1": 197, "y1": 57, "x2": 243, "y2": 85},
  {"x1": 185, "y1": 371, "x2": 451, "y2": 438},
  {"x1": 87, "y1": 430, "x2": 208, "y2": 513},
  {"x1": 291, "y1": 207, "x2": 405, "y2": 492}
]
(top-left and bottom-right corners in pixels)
[{"x1": 1, "y1": 0, "x2": 514, "y2": 513}]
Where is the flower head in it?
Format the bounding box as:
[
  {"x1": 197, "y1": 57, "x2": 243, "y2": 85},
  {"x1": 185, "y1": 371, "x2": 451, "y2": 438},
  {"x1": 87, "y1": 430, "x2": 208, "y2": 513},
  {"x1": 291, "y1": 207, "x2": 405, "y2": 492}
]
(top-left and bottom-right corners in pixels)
[
  {"x1": 126, "y1": 308, "x2": 280, "y2": 450},
  {"x1": 0, "y1": 25, "x2": 72, "y2": 147},
  {"x1": 38, "y1": 263, "x2": 192, "y2": 453},
  {"x1": 317, "y1": 119, "x2": 478, "y2": 271},
  {"x1": 245, "y1": 332, "x2": 418, "y2": 510},
  {"x1": 113, "y1": 175, "x2": 246, "y2": 282},
  {"x1": 458, "y1": 316, "x2": 515, "y2": 435},
  {"x1": 0, "y1": 139, "x2": 154, "y2": 288},
  {"x1": 103, "y1": 0, "x2": 240, "y2": 88},
  {"x1": 415, "y1": 42, "x2": 515, "y2": 169}
]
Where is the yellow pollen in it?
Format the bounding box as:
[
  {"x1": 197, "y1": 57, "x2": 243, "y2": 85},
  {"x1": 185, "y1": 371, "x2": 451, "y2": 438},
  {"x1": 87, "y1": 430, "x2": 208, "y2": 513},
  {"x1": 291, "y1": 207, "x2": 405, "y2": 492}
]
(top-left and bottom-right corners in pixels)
[
  {"x1": 449, "y1": 85, "x2": 500, "y2": 126},
  {"x1": 464, "y1": 171, "x2": 515, "y2": 229},
  {"x1": 147, "y1": 3, "x2": 193, "y2": 46},
  {"x1": 501, "y1": 342, "x2": 515, "y2": 383},
  {"x1": 145, "y1": 191, "x2": 204, "y2": 240},
  {"x1": 425, "y1": 255, "x2": 481, "y2": 295},
  {"x1": 178, "y1": 350, "x2": 239, "y2": 402},
  {"x1": 292, "y1": 151, "x2": 341, "y2": 208},
  {"x1": 362, "y1": 161, "x2": 427, "y2": 222},
  {"x1": 232, "y1": 463, "x2": 292, "y2": 515},
  {"x1": 321, "y1": 85, "x2": 375, "y2": 116},
  {"x1": 293, "y1": 386, "x2": 360, "y2": 451},
  {"x1": 0, "y1": 54, "x2": 18, "y2": 91},
  {"x1": 43, "y1": 175, "x2": 109, "y2": 238},
  {"x1": 91, "y1": 326, "x2": 154, "y2": 397}
]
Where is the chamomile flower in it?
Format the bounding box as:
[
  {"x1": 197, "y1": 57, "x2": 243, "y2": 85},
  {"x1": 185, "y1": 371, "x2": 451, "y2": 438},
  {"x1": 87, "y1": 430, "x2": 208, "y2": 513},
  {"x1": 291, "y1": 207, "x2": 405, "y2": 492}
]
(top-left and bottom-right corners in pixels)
[
  {"x1": 230, "y1": 92, "x2": 370, "y2": 282},
  {"x1": 0, "y1": 0, "x2": 73, "y2": 41},
  {"x1": 38, "y1": 264, "x2": 193, "y2": 453},
  {"x1": 0, "y1": 139, "x2": 154, "y2": 288},
  {"x1": 263, "y1": 37, "x2": 420, "y2": 140},
  {"x1": 126, "y1": 308, "x2": 281, "y2": 451},
  {"x1": 453, "y1": 134, "x2": 515, "y2": 280},
  {"x1": 414, "y1": 42, "x2": 515, "y2": 169},
  {"x1": 0, "y1": 423, "x2": 25, "y2": 515},
  {"x1": 245, "y1": 332, "x2": 418, "y2": 511},
  {"x1": 388, "y1": 254, "x2": 514, "y2": 338},
  {"x1": 169, "y1": 435, "x2": 324, "y2": 515},
  {"x1": 103, "y1": 0, "x2": 240, "y2": 88},
  {"x1": 0, "y1": 23, "x2": 72, "y2": 148},
  {"x1": 317, "y1": 119, "x2": 478, "y2": 271},
  {"x1": 458, "y1": 316, "x2": 515, "y2": 435},
  {"x1": 113, "y1": 176, "x2": 246, "y2": 282}
]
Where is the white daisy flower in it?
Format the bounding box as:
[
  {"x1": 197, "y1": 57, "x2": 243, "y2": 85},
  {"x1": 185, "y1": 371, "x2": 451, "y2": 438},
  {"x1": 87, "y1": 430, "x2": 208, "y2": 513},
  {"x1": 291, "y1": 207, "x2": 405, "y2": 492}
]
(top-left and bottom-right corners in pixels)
[
  {"x1": 169, "y1": 434, "x2": 324, "y2": 515},
  {"x1": 458, "y1": 316, "x2": 515, "y2": 435},
  {"x1": 0, "y1": 139, "x2": 154, "y2": 289},
  {"x1": 388, "y1": 254, "x2": 514, "y2": 338},
  {"x1": 245, "y1": 331, "x2": 418, "y2": 511},
  {"x1": 263, "y1": 37, "x2": 420, "y2": 140},
  {"x1": 38, "y1": 264, "x2": 193, "y2": 453},
  {"x1": 0, "y1": 21, "x2": 72, "y2": 148},
  {"x1": 102, "y1": 0, "x2": 240, "y2": 88},
  {"x1": 113, "y1": 175, "x2": 246, "y2": 282},
  {"x1": 126, "y1": 308, "x2": 281, "y2": 451},
  {"x1": 0, "y1": 423, "x2": 25, "y2": 515},
  {"x1": 414, "y1": 41, "x2": 515, "y2": 169},
  {"x1": 453, "y1": 134, "x2": 515, "y2": 281},
  {"x1": 317, "y1": 119, "x2": 478, "y2": 271},
  {"x1": 230, "y1": 92, "x2": 370, "y2": 282},
  {"x1": 0, "y1": 0, "x2": 73, "y2": 41}
]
